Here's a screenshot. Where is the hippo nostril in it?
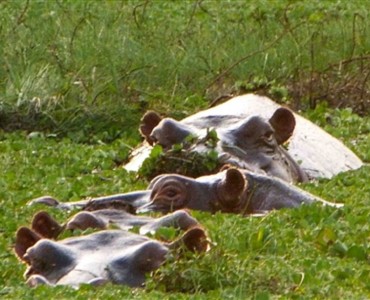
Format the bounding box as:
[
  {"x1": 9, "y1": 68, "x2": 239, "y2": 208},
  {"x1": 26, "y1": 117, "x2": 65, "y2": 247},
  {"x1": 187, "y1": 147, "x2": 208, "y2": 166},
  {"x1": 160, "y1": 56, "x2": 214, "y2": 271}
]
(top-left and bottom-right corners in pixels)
[{"x1": 149, "y1": 134, "x2": 158, "y2": 143}]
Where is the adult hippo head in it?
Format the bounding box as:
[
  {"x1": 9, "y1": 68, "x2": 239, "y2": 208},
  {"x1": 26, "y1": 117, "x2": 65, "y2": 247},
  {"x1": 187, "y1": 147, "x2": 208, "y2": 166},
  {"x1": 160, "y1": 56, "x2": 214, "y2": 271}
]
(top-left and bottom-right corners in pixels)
[
  {"x1": 139, "y1": 107, "x2": 307, "y2": 183},
  {"x1": 138, "y1": 168, "x2": 342, "y2": 215},
  {"x1": 127, "y1": 94, "x2": 363, "y2": 179},
  {"x1": 28, "y1": 168, "x2": 339, "y2": 215},
  {"x1": 14, "y1": 212, "x2": 208, "y2": 288}
]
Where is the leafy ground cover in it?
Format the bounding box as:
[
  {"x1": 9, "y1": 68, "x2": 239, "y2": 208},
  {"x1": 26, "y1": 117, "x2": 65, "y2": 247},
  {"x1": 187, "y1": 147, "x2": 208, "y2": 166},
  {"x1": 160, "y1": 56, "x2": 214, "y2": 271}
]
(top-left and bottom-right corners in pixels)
[
  {"x1": 0, "y1": 110, "x2": 369, "y2": 299},
  {"x1": 0, "y1": 1, "x2": 369, "y2": 299}
]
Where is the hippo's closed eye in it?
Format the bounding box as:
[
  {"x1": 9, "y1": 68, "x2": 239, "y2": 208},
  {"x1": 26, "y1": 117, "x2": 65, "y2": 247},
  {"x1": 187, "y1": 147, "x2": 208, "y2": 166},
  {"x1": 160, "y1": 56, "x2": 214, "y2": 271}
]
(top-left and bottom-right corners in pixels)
[
  {"x1": 260, "y1": 130, "x2": 275, "y2": 148},
  {"x1": 164, "y1": 187, "x2": 178, "y2": 198},
  {"x1": 152, "y1": 181, "x2": 188, "y2": 209},
  {"x1": 263, "y1": 131, "x2": 273, "y2": 140},
  {"x1": 139, "y1": 177, "x2": 192, "y2": 213}
]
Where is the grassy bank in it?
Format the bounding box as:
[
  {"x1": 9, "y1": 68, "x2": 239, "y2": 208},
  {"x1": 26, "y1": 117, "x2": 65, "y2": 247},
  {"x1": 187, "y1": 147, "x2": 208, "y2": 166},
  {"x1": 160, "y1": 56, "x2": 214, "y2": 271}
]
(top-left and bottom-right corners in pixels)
[{"x1": 0, "y1": 1, "x2": 369, "y2": 139}]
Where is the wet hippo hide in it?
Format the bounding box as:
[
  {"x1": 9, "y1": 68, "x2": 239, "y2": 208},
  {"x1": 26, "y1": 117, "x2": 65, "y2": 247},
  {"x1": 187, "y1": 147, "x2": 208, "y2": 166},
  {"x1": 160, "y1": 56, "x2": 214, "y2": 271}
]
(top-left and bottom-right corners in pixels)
[
  {"x1": 31, "y1": 167, "x2": 342, "y2": 214},
  {"x1": 125, "y1": 94, "x2": 363, "y2": 179},
  {"x1": 137, "y1": 106, "x2": 306, "y2": 183},
  {"x1": 14, "y1": 211, "x2": 208, "y2": 288},
  {"x1": 138, "y1": 168, "x2": 343, "y2": 215},
  {"x1": 217, "y1": 108, "x2": 307, "y2": 182},
  {"x1": 28, "y1": 190, "x2": 152, "y2": 211},
  {"x1": 30, "y1": 209, "x2": 201, "y2": 237}
]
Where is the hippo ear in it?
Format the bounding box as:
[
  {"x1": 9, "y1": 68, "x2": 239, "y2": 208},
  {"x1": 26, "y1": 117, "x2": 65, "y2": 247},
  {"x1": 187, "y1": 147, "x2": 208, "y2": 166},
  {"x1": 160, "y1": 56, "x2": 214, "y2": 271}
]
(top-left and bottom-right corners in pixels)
[
  {"x1": 170, "y1": 226, "x2": 209, "y2": 253},
  {"x1": 31, "y1": 211, "x2": 63, "y2": 239},
  {"x1": 14, "y1": 227, "x2": 42, "y2": 261},
  {"x1": 139, "y1": 111, "x2": 162, "y2": 145},
  {"x1": 269, "y1": 107, "x2": 296, "y2": 144},
  {"x1": 218, "y1": 168, "x2": 246, "y2": 208}
]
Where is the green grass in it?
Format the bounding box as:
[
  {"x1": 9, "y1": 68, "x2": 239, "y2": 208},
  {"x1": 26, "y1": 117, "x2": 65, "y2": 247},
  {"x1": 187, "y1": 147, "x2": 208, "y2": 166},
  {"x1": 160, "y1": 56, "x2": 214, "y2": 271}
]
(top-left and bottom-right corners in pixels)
[{"x1": 0, "y1": 1, "x2": 369, "y2": 299}]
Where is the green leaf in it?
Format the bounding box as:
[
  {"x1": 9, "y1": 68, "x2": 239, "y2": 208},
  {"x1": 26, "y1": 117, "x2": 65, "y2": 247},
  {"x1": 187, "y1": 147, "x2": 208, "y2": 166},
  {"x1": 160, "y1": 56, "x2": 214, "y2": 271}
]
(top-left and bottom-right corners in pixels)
[
  {"x1": 331, "y1": 241, "x2": 348, "y2": 257},
  {"x1": 154, "y1": 227, "x2": 178, "y2": 241},
  {"x1": 254, "y1": 291, "x2": 271, "y2": 300},
  {"x1": 347, "y1": 245, "x2": 368, "y2": 261},
  {"x1": 150, "y1": 144, "x2": 164, "y2": 158},
  {"x1": 315, "y1": 227, "x2": 337, "y2": 249}
]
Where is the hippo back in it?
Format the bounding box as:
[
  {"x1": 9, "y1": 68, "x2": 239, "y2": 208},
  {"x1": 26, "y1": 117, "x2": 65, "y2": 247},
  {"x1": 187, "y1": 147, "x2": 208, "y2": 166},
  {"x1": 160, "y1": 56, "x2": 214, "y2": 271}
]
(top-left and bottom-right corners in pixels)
[
  {"x1": 125, "y1": 94, "x2": 363, "y2": 179},
  {"x1": 182, "y1": 94, "x2": 363, "y2": 179}
]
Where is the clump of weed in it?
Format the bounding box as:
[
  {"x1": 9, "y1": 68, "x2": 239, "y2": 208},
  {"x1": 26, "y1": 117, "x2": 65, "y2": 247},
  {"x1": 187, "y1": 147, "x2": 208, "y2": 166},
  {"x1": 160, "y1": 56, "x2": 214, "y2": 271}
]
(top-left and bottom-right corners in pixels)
[{"x1": 138, "y1": 130, "x2": 222, "y2": 180}]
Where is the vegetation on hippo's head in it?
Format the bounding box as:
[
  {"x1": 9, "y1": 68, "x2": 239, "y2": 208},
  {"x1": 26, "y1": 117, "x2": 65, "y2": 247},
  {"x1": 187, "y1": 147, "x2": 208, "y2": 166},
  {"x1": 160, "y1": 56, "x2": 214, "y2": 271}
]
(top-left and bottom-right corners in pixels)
[{"x1": 138, "y1": 129, "x2": 222, "y2": 180}]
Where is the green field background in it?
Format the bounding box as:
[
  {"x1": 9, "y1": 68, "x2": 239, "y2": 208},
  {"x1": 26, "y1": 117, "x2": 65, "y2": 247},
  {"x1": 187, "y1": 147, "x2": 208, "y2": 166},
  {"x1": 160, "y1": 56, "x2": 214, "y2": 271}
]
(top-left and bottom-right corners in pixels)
[{"x1": 0, "y1": 1, "x2": 369, "y2": 299}]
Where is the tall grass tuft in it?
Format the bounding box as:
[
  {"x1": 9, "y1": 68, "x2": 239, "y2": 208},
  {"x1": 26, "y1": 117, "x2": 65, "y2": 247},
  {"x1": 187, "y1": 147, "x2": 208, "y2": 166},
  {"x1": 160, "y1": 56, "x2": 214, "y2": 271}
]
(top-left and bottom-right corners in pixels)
[{"x1": 0, "y1": 1, "x2": 369, "y2": 137}]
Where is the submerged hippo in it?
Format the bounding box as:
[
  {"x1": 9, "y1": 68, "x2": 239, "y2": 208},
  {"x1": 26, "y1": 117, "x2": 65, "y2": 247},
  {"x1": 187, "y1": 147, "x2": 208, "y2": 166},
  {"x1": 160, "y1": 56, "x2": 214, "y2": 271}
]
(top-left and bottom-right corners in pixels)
[
  {"x1": 29, "y1": 168, "x2": 342, "y2": 215},
  {"x1": 125, "y1": 94, "x2": 363, "y2": 180},
  {"x1": 15, "y1": 211, "x2": 208, "y2": 288},
  {"x1": 30, "y1": 209, "x2": 202, "y2": 238},
  {"x1": 138, "y1": 167, "x2": 343, "y2": 214},
  {"x1": 138, "y1": 107, "x2": 307, "y2": 183}
]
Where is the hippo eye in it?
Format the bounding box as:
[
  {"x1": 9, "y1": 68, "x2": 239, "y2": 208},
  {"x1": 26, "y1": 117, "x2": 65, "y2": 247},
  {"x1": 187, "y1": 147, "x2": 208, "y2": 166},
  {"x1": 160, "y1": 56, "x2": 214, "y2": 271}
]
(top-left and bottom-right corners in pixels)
[
  {"x1": 262, "y1": 131, "x2": 274, "y2": 143},
  {"x1": 264, "y1": 131, "x2": 273, "y2": 139},
  {"x1": 165, "y1": 189, "x2": 177, "y2": 198}
]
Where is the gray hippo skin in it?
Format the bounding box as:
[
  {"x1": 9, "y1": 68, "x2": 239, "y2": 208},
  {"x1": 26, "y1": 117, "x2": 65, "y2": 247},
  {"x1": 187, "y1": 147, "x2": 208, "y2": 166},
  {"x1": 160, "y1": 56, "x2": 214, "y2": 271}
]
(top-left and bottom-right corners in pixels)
[
  {"x1": 30, "y1": 209, "x2": 201, "y2": 238},
  {"x1": 15, "y1": 212, "x2": 208, "y2": 288},
  {"x1": 138, "y1": 168, "x2": 343, "y2": 215},
  {"x1": 28, "y1": 168, "x2": 341, "y2": 214},
  {"x1": 138, "y1": 107, "x2": 308, "y2": 183},
  {"x1": 28, "y1": 190, "x2": 151, "y2": 211},
  {"x1": 125, "y1": 94, "x2": 363, "y2": 179}
]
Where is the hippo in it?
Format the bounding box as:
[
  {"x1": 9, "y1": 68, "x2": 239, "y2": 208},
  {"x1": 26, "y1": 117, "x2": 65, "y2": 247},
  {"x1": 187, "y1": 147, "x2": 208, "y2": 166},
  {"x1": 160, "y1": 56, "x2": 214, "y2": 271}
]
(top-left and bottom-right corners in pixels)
[
  {"x1": 28, "y1": 168, "x2": 342, "y2": 215},
  {"x1": 138, "y1": 107, "x2": 307, "y2": 183},
  {"x1": 138, "y1": 167, "x2": 343, "y2": 214},
  {"x1": 125, "y1": 94, "x2": 363, "y2": 180},
  {"x1": 14, "y1": 211, "x2": 208, "y2": 288}
]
